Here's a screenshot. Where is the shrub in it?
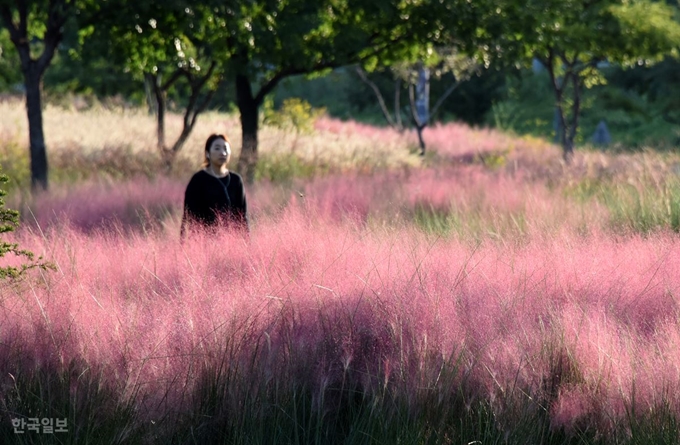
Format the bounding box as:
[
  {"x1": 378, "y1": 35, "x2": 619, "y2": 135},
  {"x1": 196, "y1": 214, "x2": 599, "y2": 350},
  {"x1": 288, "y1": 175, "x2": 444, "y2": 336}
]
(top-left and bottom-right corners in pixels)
[{"x1": 0, "y1": 167, "x2": 51, "y2": 280}]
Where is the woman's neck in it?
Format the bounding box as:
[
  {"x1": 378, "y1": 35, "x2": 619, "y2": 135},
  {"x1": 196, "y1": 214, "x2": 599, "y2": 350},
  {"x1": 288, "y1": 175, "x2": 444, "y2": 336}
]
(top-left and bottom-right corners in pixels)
[{"x1": 206, "y1": 164, "x2": 229, "y2": 177}]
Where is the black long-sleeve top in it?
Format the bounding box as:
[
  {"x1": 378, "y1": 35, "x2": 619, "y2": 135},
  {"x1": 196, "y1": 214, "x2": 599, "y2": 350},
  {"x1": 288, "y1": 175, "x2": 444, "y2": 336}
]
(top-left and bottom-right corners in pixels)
[{"x1": 180, "y1": 170, "x2": 248, "y2": 236}]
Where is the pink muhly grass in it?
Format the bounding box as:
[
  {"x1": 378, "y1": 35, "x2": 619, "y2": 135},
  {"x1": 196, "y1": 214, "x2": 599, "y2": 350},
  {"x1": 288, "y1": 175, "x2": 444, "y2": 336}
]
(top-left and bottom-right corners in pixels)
[
  {"x1": 314, "y1": 117, "x2": 406, "y2": 145},
  {"x1": 2, "y1": 203, "x2": 680, "y2": 437},
  {"x1": 4, "y1": 155, "x2": 651, "y2": 245},
  {"x1": 313, "y1": 118, "x2": 557, "y2": 161},
  {"x1": 416, "y1": 122, "x2": 524, "y2": 156},
  {"x1": 22, "y1": 176, "x2": 185, "y2": 234}
]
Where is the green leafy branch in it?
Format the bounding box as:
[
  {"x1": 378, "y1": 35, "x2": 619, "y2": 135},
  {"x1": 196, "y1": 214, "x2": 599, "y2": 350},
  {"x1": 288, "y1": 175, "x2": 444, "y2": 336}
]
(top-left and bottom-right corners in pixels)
[{"x1": 0, "y1": 168, "x2": 54, "y2": 280}]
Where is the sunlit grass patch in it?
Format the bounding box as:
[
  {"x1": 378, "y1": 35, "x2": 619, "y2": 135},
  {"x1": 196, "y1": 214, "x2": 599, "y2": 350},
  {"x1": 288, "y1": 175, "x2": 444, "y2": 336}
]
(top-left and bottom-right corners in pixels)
[
  {"x1": 3, "y1": 214, "x2": 680, "y2": 442},
  {"x1": 565, "y1": 175, "x2": 680, "y2": 234}
]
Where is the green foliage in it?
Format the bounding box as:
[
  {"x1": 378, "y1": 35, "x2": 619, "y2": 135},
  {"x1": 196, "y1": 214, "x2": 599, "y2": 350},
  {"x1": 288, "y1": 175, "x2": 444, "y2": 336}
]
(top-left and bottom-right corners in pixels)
[
  {"x1": 565, "y1": 176, "x2": 680, "y2": 234},
  {"x1": 479, "y1": 150, "x2": 510, "y2": 169},
  {"x1": 254, "y1": 152, "x2": 326, "y2": 183},
  {"x1": 263, "y1": 97, "x2": 326, "y2": 135},
  {"x1": 0, "y1": 137, "x2": 30, "y2": 192},
  {"x1": 412, "y1": 201, "x2": 453, "y2": 236},
  {"x1": 0, "y1": 28, "x2": 20, "y2": 91},
  {"x1": 0, "y1": 167, "x2": 51, "y2": 280},
  {"x1": 490, "y1": 0, "x2": 680, "y2": 155},
  {"x1": 487, "y1": 67, "x2": 680, "y2": 149},
  {"x1": 604, "y1": 180, "x2": 680, "y2": 234}
]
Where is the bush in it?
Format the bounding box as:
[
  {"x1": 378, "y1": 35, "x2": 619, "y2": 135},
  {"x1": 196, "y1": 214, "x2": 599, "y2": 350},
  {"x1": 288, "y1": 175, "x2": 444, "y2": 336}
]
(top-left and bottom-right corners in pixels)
[{"x1": 0, "y1": 167, "x2": 50, "y2": 280}]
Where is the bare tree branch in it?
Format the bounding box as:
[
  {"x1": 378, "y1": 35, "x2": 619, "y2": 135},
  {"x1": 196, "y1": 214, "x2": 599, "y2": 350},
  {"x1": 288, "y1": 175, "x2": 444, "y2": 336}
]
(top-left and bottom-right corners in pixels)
[
  {"x1": 169, "y1": 61, "x2": 219, "y2": 156},
  {"x1": 37, "y1": 0, "x2": 71, "y2": 73},
  {"x1": 161, "y1": 69, "x2": 184, "y2": 91},
  {"x1": 355, "y1": 66, "x2": 396, "y2": 128},
  {"x1": 429, "y1": 80, "x2": 461, "y2": 122},
  {"x1": 394, "y1": 77, "x2": 402, "y2": 130},
  {"x1": 0, "y1": 5, "x2": 18, "y2": 42},
  {"x1": 408, "y1": 82, "x2": 424, "y2": 128}
]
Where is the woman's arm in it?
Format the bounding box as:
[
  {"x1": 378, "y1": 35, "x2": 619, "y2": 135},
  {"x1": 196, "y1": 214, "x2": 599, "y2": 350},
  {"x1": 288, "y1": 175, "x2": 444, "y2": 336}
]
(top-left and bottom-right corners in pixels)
[
  {"x1": 181, "y1": 175, "x2": 204, "y2": 237},
  {"x1": 233, "y1": 174, "x2": 249, "y2": 233}
]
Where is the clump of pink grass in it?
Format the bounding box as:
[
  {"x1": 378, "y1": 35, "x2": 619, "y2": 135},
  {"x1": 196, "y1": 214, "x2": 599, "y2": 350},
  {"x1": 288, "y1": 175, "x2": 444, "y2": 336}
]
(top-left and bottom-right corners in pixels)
[
  {"x1": 315, "y1": 117, "x2": 557, "y2": 159},
  {"x1": 3, "y1": 202, "x2": 680, "y2": 438},
  {"x1": 17, "y1": 176, "x2": 185, "y2": 234},
  {"x1": 11, "y1": 163, "x2": 612, "y2": 241}
]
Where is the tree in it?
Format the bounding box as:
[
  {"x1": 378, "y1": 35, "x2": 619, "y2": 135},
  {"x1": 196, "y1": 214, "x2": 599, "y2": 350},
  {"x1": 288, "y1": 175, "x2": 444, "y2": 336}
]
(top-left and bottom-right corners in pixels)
[
  {"x1": 0, "y1": 0, "x2": 77, "y2": 191},
  {"x1": 80, "y1": 1, "x2": 224, "y2": 169},
  {"x1": 357, "y1": 49, "x2": 482, "y2": 155},
  {"x1": 80, "y1": 0, "x2": 485, "y2": 181},
  {"x1": 200, "y1": 0, "x2": 479, "y2": 182},
  {"x1": 499, "y1": 0, "x2": 680, "y2": 161}
]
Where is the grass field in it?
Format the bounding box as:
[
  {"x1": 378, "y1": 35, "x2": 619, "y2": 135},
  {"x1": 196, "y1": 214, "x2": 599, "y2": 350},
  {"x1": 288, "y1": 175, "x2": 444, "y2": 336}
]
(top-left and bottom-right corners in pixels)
[{"x1": 2, "y1": 100, "x2": 680, "y2": 444}]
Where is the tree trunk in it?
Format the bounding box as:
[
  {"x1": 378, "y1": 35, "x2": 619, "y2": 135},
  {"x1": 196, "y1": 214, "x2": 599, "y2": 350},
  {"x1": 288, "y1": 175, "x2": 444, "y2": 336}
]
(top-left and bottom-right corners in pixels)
[
  {"x1": 394, "y1": 77, "x2": 403, "y2": 132},
  {"x1": 356, "y1": 66, "x2": 396, "y2": 129},
  {"x1": 24, "y1": 67, "x2": 48, "y2": 191},
  {"x1": 416, "y1": 124, "x2": 426, "y2": 156},
  {"x1": 235, "y1": 74, "x2": 259, "y2": 184},
  {"x1": 144, "y1": 75, "x2": 157, "y2": 116},
  {"x1": 565, "y1": 76, "x2": 582, "y2": 164},
  {"x1": 409, "y1": 80, "x2": 429, "y2": 156},
  {"x1": 556, "y1": 111, "x2": 574, "y2": 163},
  {"x1": 146, "y1": 73, "x2": 166, "y2": 153},
  {"x1": 562, "y1": 138, "x2": 574, "y2": 163},
  {"x1": 554, "y1": 104, "x2": 569, "y2": 160},
  {"x1": 1, "y1": 0, "x2": 70, "y2": 192},
  {"x1": 545, "y1": 59, "x2": 573, "y2": 163}
]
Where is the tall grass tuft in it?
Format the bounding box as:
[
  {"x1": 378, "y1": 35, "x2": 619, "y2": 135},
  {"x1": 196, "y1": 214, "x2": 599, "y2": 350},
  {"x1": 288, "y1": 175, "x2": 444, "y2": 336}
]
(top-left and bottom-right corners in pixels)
[{"x1": 1, "y1": 204, "x2": 680, "y2": 442}]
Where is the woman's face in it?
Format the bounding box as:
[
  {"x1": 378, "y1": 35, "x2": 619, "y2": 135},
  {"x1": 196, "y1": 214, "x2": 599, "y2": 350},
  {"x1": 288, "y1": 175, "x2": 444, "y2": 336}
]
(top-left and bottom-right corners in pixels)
[{"x1": 207, "y1": 138, "x2": 231, "y2": 166}]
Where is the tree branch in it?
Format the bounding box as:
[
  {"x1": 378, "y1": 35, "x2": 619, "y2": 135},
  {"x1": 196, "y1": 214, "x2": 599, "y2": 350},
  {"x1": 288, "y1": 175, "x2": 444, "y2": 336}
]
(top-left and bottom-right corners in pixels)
[
  {"x1": 171, "y1": 62, "x2": 219, "y2": 154},
  {"x1": 253, "y1": 61, "x2": 335, "y2": 105},
  {"x1": 161, "y1": 68, "x2": 185, "y2": 91},
  {"x1": 545, "y1": 47, "x2": 567, "y2": 146},
  {"x1": 394, "y1": 77, "x2": 402, "y2": 130},
  {"x1": 37, "y1": 0, "x2": 71, "y2": 74},
  {"x1": 184, "y1": 61, "x2": 217, "y2": 129},
  {"x1": 545, "y1": 47, "x2": 563, "y2": 96},
  {"x1": 0, "y1": 2, "x2": 31, "y2": 68},
  {"x1": 18, "y1": 0, "x2": 28, "y2": 43},
  {"x1": 429, "y1": 79, "x2": 461, "y2": 121},
  {"x1": 355, "y1": 66, "x2": 395, "y2": 128},
  {"x1": 0, "y1": 5, "x2": 19, "y2": 42},
  {"x1": 253, "y1": 23, "x2": 412, "y2": 106},
  {"x1": 408, "y1": 82, "x2": 424, "y2": 128}
]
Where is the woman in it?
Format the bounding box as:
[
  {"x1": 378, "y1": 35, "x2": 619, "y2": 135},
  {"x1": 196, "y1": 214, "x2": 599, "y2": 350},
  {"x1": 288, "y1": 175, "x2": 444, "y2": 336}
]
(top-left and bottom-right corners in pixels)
[{"x1": 180, "y1": 134, "x2": 248, "y2": 237}]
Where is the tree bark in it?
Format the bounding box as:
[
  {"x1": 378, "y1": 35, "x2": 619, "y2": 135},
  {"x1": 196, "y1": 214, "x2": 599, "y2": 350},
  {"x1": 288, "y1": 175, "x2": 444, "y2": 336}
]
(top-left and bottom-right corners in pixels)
[
  {"x1": 166, "y1": 72, "x2": 218, "y2": 170},
  {"x1": 147, "y1": 73, "x2": 167, "y2": 154},
  {"x1": 416, "y1": 124, "x2": 426, "y2": 156},
  {"x1": 409, "y1": 82, "x2": 428, "y2": 156},
  {"x1": 24, "y1": 67, "x2": 48, "y2": 190},
  {"x1": 394, "y1": 77, "x2": 403, "y2": 131},
  {"x1": 147, "y1": 67, "x2": 215, "y2": 171},
  {"x1": 565, "y1": 74, "x2": 582, "y2": 163},
  {"x1": 236, "y1": 74, "x2": 259, "y2": 184},
  {"x1": 543, "y1": 50, "x2": 573, "y2": 163},
  {"x1": 1, "y1": 0, "x2": 71, "y2": 191},
  {"x1": 355, "y1": 66, "x2": 396, "y2": 128}
]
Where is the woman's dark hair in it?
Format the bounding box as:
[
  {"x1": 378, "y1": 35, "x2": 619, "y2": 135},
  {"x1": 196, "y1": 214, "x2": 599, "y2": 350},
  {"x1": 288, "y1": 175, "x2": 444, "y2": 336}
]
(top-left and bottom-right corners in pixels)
[{"x1": 202, "y1": 133, "x2": 230, "y2": 167}]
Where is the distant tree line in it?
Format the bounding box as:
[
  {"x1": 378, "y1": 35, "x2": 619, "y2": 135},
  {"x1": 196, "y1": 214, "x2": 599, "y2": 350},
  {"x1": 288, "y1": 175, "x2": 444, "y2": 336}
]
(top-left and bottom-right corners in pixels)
[{"x1": 1, "y1": 0, "x2": 679, "y2": 190}]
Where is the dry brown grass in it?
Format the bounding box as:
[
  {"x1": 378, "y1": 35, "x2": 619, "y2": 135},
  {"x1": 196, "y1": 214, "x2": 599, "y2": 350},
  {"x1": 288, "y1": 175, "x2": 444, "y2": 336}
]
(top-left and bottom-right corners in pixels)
[
  {"x1": 3, "y1": 98, "x2": 680, "y2": 195},
  {"x1": 0, "y1": 99, "x2": 419, "y2": 177}
]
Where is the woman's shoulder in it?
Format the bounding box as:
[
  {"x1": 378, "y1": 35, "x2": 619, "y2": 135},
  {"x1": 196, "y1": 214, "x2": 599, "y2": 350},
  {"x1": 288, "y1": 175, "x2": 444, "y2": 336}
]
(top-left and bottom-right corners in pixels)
[
  {"x1": 189, "y1": 169, "x2": 211, "y2": 181},
  {"x1": 229, "y1": 171, "x2": 245, "y2": 184},
  {"x1": 186, "y1": 170, "x2": 210, "y2": 187}
]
